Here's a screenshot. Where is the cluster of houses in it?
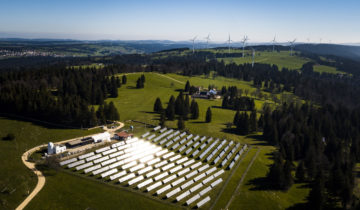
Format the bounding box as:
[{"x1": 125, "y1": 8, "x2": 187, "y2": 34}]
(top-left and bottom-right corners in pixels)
[
  {"x1": 192, "y1": 87, "x2": 220, "y2": 99},
  {"x1": 47, "y1": 131, "x2": 133, "y2": 155}
]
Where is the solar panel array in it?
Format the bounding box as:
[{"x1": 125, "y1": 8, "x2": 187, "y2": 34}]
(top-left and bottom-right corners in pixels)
[{"x1": 60, "y1": 128, "x2": 247, "y2": 208}]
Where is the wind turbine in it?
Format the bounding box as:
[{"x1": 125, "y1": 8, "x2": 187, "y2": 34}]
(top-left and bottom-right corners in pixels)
[
  {"x1": 204, "y1": 34, "x2": 211, "y2": 49},
  {"x1": 272, "y1": 35, "x2": 276, "y2": 52},
  {"x1": 288, "y1": 39, "x2": 296, "y2": 56},
  {"x1": 241, "y1": 35, "x2": 249, "y2": 57},
  {"x1": 189, "y1": 36, "x2": 197, "y2": 54},
  {"x1": 227, "y1": 34, "x2": 232, "y2": 53},
  {"x1": 251, "y1": 47, "x2": 256, "y2": 68}
]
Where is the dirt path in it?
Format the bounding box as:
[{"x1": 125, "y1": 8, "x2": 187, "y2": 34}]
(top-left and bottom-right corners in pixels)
[
  {"x1": 154, "y1": 73, "x2": 185, "y2": 84},
  {"x1": 224, "y1": 148, "x2": 261, "y2": 209},
  {"x1": 210, "y1": 146, "x2": 252, "y2": 210},
  {"x1": 16, "y1": 122, "x2": 124, "y2": 210},
  {"x1": 16, "y1": 146, "x2": 46, "y2": 210}
]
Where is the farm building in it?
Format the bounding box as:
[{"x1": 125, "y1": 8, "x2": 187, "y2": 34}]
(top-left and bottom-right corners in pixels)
[
  {"x1": 115, "y1": 131, "x2": 134, "y2": 140},
  {"x1": 66, "y1": 137, "x2": 93, "y2": 148},
  {"x1": 192, "y1": 89, "x2": 219, "y2": 99},
  {"x1": 47, "y1": 142, "x2": 66, "y2": 154},
  {"x1": 92, "y1": 132, "x2": 111, "y2": 143}
]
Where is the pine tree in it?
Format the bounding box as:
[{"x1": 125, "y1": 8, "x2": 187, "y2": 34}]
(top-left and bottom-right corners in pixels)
[
  {"x1": 159, "y1": 111, "x2": 166, "y2": 127},
  {"x1": 136, "y1": 78, "x2": 142, "y2": 89},
  {"x1": 96, "y1": 105, "x2": 106, "y2": 125},
  {"x1": 250, "y1": 109, "x2": 257, "y2": 132},
  {"x1": 141, "y1": 74, "x2": 145, "y2": 83},
  {"x1": 175, "y1": 91, "x2": 184, "y2": 115},
  {"x1": 184, "y1": 94, "x2": 190, "y2": 119},
  {"x1": 295, "y1": 161, "x2": 306, "y2": 182},
  {"x1": 116, "y1": 77, "x2": 121, "y2": 88},
  {"x1": 166, "y1": 97, "x2": 175, "y2": 120},
  {"x1": 206, "y1": 107, "x2": 212, "y2": 123},
  {"x1": 122, "y1": 75, "x2": 127, "y2": 84},
  {"x1": 177, "y1": 117, "x2": 185, "y2": 130},
  {"x1": 185, "y1": 80, "x2": 190, "y2": 92},
  {"x1": 233, "y1": 111, "x2": 240, "y2": 125},
  {"x1": 89, "y1": 106, "x2": 98, "y2": 127},
  {"x1": 191, "y1": 101, "x2": 199, "y2": 119},
  {"x1": 153, "y1": 97, "x2": 163, "y2": 113},
  {"x1": 308, "y1": 172, "x2": 325, "y2": 210},
  {"x1": 283, "y1": 159, "x2": 293, "y2": 190},
  {"x1": 267, "y1": 152, "x2": 284, "y2": 188}
]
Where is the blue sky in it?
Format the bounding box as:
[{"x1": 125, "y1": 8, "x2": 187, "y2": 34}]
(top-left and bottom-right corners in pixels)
[{"x1": 0, "y1": 0, "x2": 359, "y2": 43}]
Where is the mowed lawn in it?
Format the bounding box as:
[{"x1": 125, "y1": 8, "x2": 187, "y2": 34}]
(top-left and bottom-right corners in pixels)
[{"x1": 0, "y1": 117, "x2": 101, "y2": 209}]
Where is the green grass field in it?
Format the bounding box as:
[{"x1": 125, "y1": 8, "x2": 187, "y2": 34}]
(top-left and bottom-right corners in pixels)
[
  {"x1": 218, "y1": 51, "x2": 311, "y2": 70},
  {"x1": 26, "y1": 170, "x2": 180, "y2": 210},
  {"x1": 1, "y1": 72, "x2": 311, "y2": 210},
  {"x1": 228, "y1": 146, "x2": 310, "y2": 210},
  {"x1": 0, "y1": 117, "x2": 102, "y2": 209}
]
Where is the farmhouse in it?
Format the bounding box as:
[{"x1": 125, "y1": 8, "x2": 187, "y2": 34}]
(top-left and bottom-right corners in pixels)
[
  {"x1": 115, "y1": 131, "x2": 134, "y2": 140},
  {"x1": 47, "y1": 142, "x2": 66, "y2": 154},
  {"x1": 192, "y1": 89, "x2": 219, "y2": 99}
]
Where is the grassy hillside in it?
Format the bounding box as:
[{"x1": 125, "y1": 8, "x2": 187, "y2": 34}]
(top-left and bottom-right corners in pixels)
[
  {"x1": 0, "y1": 117, "x2": 101, "y2": 209},
  {"x1": 107, "y1": 72, "x2": 284, "y2": 143},
  {"x1": 1, "y1": 72, "x2": 311, "y2": 210}
]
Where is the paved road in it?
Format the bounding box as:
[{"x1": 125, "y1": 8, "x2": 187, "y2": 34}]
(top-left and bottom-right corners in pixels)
[{"x1": 16, "y1": 122, "x2": 124, "y2": 210}]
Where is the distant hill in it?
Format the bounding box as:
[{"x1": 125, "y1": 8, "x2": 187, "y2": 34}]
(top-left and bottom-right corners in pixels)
[{"x1": 295, "y1": 44, "x2": 360, "y2": 61}]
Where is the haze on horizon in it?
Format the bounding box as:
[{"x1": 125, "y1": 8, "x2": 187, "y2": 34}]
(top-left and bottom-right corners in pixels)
[{"x1": 0, "y1": 0, "x2": 359, "y2": 44}]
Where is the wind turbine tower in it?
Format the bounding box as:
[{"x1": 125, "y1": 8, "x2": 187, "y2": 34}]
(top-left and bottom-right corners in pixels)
[
  {"x1": 190, "y1": 36, "x2": 197, "y2": 54},
  {"x1": 227, "y1": 34, "x2": 232, "y2": 53},
  {"x1": 288, "y1": 39, "x2": 296, "y2": 56},
  {"x1": 205, "y1": 34, "x2": 211, "y2": 49},
  {"x1": 241, "y1": 35, "x2": 249, "y2": 57},
  {"x1": 272, "y1": 36, "x2": 276, "y2": 52}
]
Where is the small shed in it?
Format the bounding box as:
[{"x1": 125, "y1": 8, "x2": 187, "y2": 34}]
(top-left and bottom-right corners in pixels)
[{"x1": 115, "y1": 131, "x2": 134, "y2": 140}]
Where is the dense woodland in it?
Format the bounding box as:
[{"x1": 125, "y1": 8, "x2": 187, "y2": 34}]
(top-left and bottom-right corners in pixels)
[{"x1": 2, "y1": 48, "x2": 360, "y2": 208}]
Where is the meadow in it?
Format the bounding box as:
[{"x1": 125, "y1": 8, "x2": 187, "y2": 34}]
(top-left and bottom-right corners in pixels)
[
  {"x1": 1, "y1": 71, "x2": 311, "y2": 209},
  {"x1": 0, "y1": 117, "x2": 101, "y2": 209}
]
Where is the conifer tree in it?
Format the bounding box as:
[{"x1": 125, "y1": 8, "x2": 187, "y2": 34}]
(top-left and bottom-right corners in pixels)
[
  {"x1": 295, "y1": 160, "x2": 306, "y2": 182},
  {"x1": 184, "y1": 94, "x2": 190, "y2": 119},
  {"x1": 233, "y1": 111, "x2": 240, "y2": 125},
  {"x1": 153, "y1": 97, "x2": 163, "y2": 113},
  {"x1": 283, "y1": 159, "x2": 294, "y2": 190},
  {"x1": 141, "y1": 74, "x2": 145, "y2": 83},
  {"x1": 206, "y1": 107, "x2": 212, "y2": 123},
  {"x1": 177, "y1": 117, "x2": 185, "y2": 130},
  {"x1": 191, "y1": 100, "x2": 199, "y2": 119},
  {"x1": 166, "y1": 97, "x2": 175, "y2": 120},
  {"x1": 122, "y1": 75, "x2": 127, "y2": 84},
  {"x1": 185, "y1": 80, "x2": 190, "y2": 92},
  {"x1": 250, "y1": 109, "x2": 257, "y2": 132},
  {"x1": 159, "y1": 111, "x2": 166, "y2": 127}
]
